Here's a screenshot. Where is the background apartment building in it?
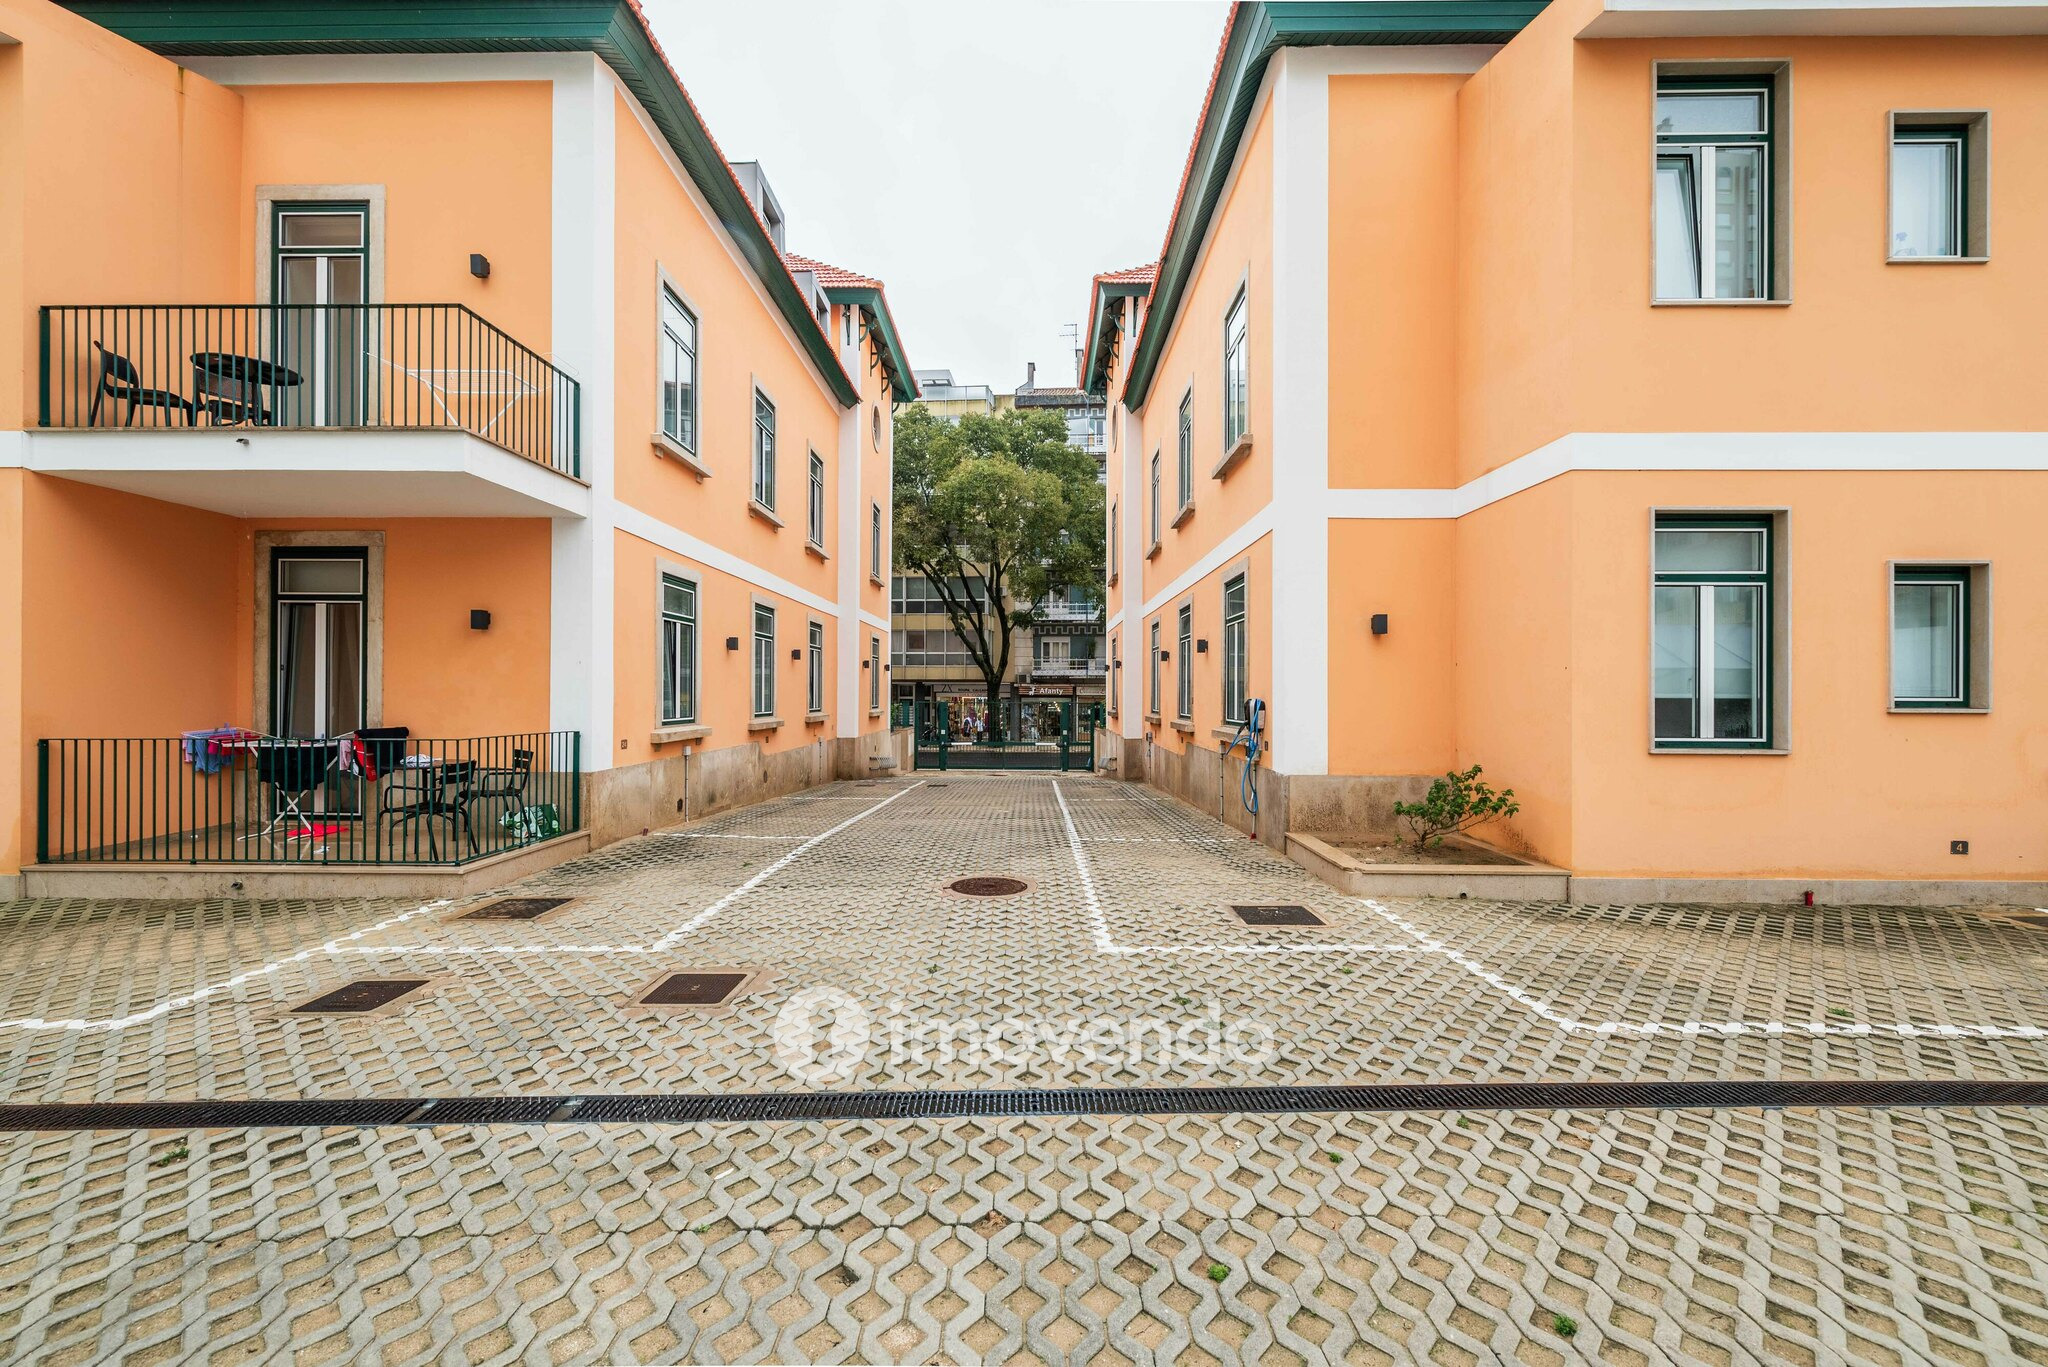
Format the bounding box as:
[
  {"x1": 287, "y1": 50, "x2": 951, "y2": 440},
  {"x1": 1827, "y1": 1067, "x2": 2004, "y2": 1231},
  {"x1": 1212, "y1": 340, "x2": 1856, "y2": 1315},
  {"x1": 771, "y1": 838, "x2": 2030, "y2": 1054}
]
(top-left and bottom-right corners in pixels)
[
  {"x1": 0, "y1": 0, "x2": 912, "y2": 898},
  {"x1": 892, "y1": 361, "x2": 1108, "y2": 727},
  {"x1": 1093, "y1": 0, "x2": 2048, "y2": 903}
]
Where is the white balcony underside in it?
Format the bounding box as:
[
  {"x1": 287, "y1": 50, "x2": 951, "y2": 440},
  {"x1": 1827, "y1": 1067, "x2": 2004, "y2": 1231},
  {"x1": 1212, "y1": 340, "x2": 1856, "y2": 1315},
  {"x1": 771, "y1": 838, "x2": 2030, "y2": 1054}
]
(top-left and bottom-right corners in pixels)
[
  {"x1": 1582, "y1": 0, "x2": 2048, "y2": 36},
  {"x1": 11, "y1": 429, "x2": 590, "y2": 519}
]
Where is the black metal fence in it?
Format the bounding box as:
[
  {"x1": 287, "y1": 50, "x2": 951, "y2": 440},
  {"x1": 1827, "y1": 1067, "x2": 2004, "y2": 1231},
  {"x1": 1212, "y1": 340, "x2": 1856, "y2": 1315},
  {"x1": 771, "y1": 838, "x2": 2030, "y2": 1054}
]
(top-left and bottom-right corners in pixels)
[
  {"x1": 35, "y1": 732, "x2": 582, "y2": 867},
  {"x1": 38, "y1": 303, "x2": 580, "y2": 477}
]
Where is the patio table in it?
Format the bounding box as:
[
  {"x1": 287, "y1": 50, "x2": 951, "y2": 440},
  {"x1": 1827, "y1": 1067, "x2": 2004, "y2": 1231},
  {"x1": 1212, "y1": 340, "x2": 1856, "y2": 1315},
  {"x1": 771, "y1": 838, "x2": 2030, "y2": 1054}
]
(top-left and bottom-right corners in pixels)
[{"x1": 190, "y1": 351, "x2": 304, "y2": 425}]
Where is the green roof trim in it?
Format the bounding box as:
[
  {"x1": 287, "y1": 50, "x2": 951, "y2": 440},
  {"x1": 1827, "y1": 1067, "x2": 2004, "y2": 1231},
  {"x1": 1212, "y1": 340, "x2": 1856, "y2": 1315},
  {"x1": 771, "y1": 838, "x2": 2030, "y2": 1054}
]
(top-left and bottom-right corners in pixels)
[
  {"x1": 1082, "y1": 281, "x2": 1152, "y2": 397},
  {"x1": 1122, "y1": 0, "x2": 1549, "y2": 408},
  {"x1": 62, "y1": 0, "x2": 865, "y2": 407},
  {"x1": 819, "y1": 285, "x2": 917, "y2": 403}
]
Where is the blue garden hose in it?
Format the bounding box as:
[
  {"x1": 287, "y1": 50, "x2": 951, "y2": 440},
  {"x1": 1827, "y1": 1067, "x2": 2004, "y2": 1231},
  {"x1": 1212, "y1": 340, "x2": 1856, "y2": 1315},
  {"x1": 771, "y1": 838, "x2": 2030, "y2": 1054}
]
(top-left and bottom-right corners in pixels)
[{"x1": 1222, "y1": 698, "x2": 1266, "y2": 824}]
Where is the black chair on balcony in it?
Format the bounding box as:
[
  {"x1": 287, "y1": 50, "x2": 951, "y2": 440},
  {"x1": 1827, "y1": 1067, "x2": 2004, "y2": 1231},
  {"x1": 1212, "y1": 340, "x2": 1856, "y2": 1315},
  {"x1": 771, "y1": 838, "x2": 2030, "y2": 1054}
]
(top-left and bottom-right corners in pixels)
[
  {"x1": 467, "y1": 747, "x2": 534, "y2": 845},
  {"x1": 379, "y1": 758, "x2": 480, "y2": 861},
  {"x1": 89, "y1": 343, "x2": 196, "y2": 427}
]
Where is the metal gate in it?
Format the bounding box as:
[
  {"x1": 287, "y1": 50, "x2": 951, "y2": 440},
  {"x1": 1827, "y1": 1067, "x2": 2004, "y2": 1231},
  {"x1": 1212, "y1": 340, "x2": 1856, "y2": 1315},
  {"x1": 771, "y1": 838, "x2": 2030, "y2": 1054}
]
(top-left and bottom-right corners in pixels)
[{"x1": 913, "y1": 698, "x2": 1077, "y2": 771}]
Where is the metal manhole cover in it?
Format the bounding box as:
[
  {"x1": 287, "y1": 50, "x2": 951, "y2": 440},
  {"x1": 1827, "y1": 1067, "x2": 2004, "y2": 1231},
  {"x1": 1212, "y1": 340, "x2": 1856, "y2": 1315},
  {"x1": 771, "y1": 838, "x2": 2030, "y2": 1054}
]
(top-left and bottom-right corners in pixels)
[
  {"x1": 290, "y1": 978, "x2": 432, "y2": 1014},
  {"x1": 950, "y1": 876, "x2": 1029, "y2": 898},
  {"x1": 639, "y1": 971, "x2": 750, "y2": 1006},
  {"x1": 1233, "y1": 904, "x2": 1325, "y2": 927},
  {"x1": 462, "y1": 896, "x2": 573, "y2": 921}
]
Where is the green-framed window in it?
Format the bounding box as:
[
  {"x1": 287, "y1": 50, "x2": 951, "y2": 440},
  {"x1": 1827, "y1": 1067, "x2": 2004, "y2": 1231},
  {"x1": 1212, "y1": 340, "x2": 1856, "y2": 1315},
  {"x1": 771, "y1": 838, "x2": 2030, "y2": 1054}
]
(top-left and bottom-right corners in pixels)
[
  {"x1": 1652, "y1": 514, "x2": 1772, "y2": 748},
  {"x1": 1148, "y1": 620, "x2": 1161, "y2": 715},
  {"x1": 1892, "y1": 567, "x2": 1969, "y2": 708},
  {"x1": 1175, "y1": 603, "x2": 1193, "y2": 720},
  {"x1": 808, "y1": 620, "x2": 826, "y2": 715},
  {"x1": 660, "y1": 286, "x2": 698, "y2": 451},
  {"x1": 1221, "y1": 288, "x2": 1248, "y2": 449},
  {"x1": 1176, "y1": 389, "x2": 1193, "y2": 510},
  {"x1": 752, "y1": 389, "x2": 776, "y2": 509},
  {"x1": 1891, "y1": 125, "x2": 1967, "y2": 260},
  {"x1": 1149, "y1": 452, "x2": 1161, "y2": 545},
  {"x1": 752, "y1": 603, "x2": 776, "y2": 718},
  {"x1": 660, "y1": 574, "x2": 698, "y2": 725},
  {"x1": 1222, "y1": 571, "x2": 1247, "y2": 725},
  {"x1": 1654, "y1": 76, "x2": 1773, "y2": 301}
]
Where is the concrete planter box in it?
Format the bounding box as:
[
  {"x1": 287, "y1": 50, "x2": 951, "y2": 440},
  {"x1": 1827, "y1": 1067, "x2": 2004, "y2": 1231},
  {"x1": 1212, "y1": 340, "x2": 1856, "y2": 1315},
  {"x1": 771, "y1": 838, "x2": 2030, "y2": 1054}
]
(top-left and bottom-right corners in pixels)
[{"x1": 1288, "y1": 831, "x2": 1568, "y2": 900}]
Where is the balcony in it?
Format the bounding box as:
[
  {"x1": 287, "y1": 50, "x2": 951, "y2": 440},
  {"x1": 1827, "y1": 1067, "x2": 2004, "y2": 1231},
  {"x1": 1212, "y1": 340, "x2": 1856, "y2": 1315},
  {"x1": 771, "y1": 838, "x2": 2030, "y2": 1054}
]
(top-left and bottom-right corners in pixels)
[
  {"x1": 35, "y1": 731, "x2": 582, "y2": 869},
  {"x1": 1032, "y1": 597, "x2": 1104, "y2": 624},
  {"x1": 29, "y1": 304, "x2": 585, "y2": 518},
  {"x1": 1030, "y1": 657, "x2": 1108, "y2": 681}
]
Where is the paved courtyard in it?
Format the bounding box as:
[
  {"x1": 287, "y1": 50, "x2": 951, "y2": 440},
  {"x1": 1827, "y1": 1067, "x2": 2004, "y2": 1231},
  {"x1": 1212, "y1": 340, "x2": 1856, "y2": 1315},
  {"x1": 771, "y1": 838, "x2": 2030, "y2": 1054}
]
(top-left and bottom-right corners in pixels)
[{"x1": 2, "y1": 774, "x2": 2047, "y2": 1363}]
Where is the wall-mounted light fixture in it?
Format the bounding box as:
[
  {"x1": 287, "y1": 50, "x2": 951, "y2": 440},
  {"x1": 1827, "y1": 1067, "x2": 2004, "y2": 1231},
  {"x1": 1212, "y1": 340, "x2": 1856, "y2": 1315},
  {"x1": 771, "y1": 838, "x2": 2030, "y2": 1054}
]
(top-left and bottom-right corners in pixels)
[
  {"x1": 1370, "y1": 613, "x2": 1389, "y2": 636},
  {"x1": 1196, "y1": 639, "x2": 1209, "y2": 654},
  {"x1": 790, "y1": 648, "x2": 802, "y2": 661},
  {"x1": 469, "y1": 610, "x2": 491, "y2": 631},
  {"x1": 725, "y1": 636, "x2": 740, "y2": 651},
  {"x1": 861, "y1": 658, "x2": 870, "y2": 668},
  {"x1": 1158, "y1": 649, "x2": 1171, "y2": 661},
  {"x1": 469, "y1": 253, "x2": 491, "y2": 280}
]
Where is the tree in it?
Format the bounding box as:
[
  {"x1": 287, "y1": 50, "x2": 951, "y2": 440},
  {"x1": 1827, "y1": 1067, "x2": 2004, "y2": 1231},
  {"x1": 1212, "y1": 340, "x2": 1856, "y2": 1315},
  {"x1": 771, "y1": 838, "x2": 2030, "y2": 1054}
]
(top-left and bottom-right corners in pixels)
[{"x1": 893, "y1": 404, "x2": 1105, "y2": 742}]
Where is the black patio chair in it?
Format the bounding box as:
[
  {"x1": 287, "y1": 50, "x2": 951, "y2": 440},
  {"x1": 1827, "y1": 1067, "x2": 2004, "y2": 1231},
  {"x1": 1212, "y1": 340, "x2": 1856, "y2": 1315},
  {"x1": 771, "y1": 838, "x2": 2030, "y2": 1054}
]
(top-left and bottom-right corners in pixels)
[
  {"x1": 249, "y1": 740, "x2": 332, "y2": 843},
  {"x1": 466, "y1": 748, "x2": 534, "y2": 845},
  {"x1": 89, "y1": 343, "x2": 195, "y2": 427},
  {"x1": 378, "y1": 758, "x2": 479, "y2": 861}
]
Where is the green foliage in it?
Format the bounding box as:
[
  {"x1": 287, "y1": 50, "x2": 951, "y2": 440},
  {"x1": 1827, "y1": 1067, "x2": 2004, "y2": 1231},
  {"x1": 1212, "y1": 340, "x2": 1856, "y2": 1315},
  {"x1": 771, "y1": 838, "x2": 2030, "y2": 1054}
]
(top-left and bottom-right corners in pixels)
[
  {"x1": 1393, "y1": 764, "x2": 1520, "y2": 851},
  {"x1": 1551, "y1": 1313, "x2": 1578, "y2": 1338},
  {"x1": 892, "y1": 404, "x2": 1105, "y2": 734},
  {"x1": 1206, "y1": 1264, "x2": 1231, "y2": 1283}
]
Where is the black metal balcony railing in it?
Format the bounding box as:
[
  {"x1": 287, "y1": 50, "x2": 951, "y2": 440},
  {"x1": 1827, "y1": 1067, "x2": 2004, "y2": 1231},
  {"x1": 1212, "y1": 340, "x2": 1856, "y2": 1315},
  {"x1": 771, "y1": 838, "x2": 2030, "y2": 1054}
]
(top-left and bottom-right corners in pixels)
[
  {"x1": 38, "y1": 304, "x2": 580, "y2": 477},
  {"x1": 35, "y1": 732, "x2": 581, "y2": 868}
]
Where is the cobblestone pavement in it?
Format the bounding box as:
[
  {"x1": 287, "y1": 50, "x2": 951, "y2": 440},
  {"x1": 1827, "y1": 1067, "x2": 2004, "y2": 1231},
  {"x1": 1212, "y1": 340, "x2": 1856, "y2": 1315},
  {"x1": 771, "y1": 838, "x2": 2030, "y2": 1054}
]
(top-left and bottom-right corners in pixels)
[{"x1": 3, "y1": 774, "x2": 2048, "y2": 1363}]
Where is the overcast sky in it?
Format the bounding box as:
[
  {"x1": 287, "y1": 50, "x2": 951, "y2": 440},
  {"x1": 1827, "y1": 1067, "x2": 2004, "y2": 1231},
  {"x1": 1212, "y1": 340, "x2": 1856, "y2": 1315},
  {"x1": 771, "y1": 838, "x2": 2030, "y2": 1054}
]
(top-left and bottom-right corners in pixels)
[{"x1": 644, "y1": 0, "x2": 1229, "y2": 393}]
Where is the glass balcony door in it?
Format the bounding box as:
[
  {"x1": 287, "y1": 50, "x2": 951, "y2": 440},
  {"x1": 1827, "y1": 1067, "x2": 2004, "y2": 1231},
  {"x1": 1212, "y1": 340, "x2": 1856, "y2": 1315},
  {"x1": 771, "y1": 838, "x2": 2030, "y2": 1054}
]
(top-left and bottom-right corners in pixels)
[
  {"x1": 273, "y1": 206, "x2": 369, "y2": 427},
  {"x1": 273, "y1": 550, "x2": 368, "y2": 740}
]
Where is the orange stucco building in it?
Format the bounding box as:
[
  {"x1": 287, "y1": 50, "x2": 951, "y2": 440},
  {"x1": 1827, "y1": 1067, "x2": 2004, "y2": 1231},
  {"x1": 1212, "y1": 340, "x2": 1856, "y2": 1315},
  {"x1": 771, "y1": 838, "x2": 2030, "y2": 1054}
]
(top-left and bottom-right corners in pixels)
[
  {"x1": 0, "y1": 0, "x2": 911, "y2": 897},
  {"x1": 1091, "y1": 0, "x2": 2048, "y2": 903}
]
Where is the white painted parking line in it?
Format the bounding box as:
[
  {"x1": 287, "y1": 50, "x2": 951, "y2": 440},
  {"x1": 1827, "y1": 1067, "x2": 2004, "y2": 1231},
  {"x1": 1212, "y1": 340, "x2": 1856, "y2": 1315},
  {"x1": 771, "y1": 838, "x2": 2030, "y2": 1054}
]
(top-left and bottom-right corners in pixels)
[
  {"x1": 1054, "y1": 779, "x2": 2048, "y2": 1035},
  {"x1": 1355, "y1": 897, "x2": 2048, "y2": 1041},
  {"x1": 0, "y1": 782, "x2": 926, "y2": 1033},
  {"x1": 1051, "y1": 780, "x2": 1420, "y2": 955}
]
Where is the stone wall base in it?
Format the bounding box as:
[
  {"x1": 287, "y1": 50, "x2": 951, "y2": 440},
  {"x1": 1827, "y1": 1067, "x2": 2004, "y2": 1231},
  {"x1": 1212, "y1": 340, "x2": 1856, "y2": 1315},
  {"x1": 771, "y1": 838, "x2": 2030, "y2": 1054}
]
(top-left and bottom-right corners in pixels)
[
  {"x1": 585, "y1": 729, "x2": 907, "y2": 847},
  {"x1": 1569, "y1": 875, "x2": 2048, "y2": 909}
]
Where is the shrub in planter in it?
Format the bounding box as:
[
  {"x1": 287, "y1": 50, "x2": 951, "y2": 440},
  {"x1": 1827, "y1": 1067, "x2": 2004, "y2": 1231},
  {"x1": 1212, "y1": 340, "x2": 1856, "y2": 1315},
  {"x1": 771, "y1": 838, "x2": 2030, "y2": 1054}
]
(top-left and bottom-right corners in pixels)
[{"x1": 1394, "y1": 765, "x2": 1519, "y2": 851}]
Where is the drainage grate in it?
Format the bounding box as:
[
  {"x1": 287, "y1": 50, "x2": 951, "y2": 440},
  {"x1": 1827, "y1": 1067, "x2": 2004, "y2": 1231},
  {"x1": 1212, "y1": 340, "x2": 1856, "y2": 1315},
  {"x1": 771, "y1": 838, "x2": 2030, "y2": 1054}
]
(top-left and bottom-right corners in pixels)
[
  {"x1": 950, "y1": 876, "x2": 1028, "y2": 897},
  {"x1": 3, "y1": 1079, "x2": 2046, "y2": 1133},
  {"x1": 638, "y1": 972, "x2": 749, "y2": 1007},
  {"x1": 1233, "y1": 904, "x2": 1325, "y2": 927},
  {"x1": 288, "y1": 978, "x2": 432, "y2": 1015},
  {"x1": 462, "y1": 896, "x2": 573, "y2": 921}
]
